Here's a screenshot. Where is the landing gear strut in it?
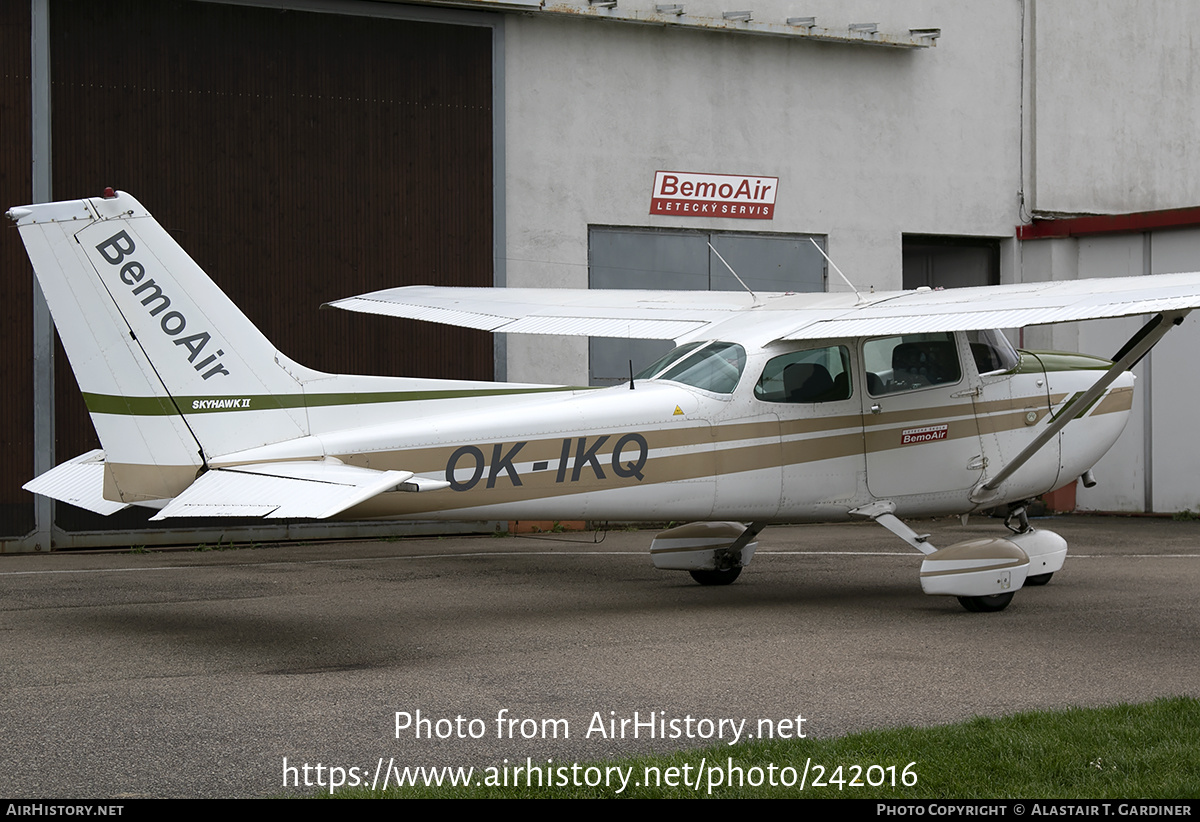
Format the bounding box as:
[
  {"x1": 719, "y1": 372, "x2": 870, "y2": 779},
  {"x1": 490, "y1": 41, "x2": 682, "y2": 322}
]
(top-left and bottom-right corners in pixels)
[
  {"x1": 1004, "y1": 500, "x2": 1054, "y2": 587},
  {"x1": 1004, "y1": 501, "x2": 1032, "y2": 535}
]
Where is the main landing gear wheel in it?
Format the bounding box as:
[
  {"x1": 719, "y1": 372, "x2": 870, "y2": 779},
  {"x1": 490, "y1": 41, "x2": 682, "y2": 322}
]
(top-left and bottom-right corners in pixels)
[
  {"x1": 1025, "y1": 573, "x2": 1053, "y2": 586},
  {"x1": 956, "y1": 592, "x2": 1014, "y2": 612},
  {"x1": 689, "y1": 567, "x2": 742, "y2": 586}
]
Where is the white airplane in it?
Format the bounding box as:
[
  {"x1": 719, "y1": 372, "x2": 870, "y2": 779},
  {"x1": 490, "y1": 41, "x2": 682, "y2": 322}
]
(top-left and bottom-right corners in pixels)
[{"x1": 10, "y1": 190, "x2": 1200, "y2": 612}]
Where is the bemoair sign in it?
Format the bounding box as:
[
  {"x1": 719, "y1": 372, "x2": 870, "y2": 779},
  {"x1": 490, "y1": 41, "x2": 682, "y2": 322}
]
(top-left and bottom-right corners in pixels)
[{"x1": 650, "y1": 171, "x2": 778, "y2": 219}]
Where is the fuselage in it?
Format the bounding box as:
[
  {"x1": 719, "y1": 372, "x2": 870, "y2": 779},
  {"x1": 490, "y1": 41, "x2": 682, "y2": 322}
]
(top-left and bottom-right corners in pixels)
[{"x1": 206, "y1": 331, "x2": 1133, "y2": 524}]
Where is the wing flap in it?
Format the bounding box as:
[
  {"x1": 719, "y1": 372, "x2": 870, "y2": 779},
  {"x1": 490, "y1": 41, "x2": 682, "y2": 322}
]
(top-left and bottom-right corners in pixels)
[
  {"x1": 500, "y1": 316, "x2": 706, "y2": 338},
  {"x1": 149, "y1": 460, "x2": 416, "y2": 520}
]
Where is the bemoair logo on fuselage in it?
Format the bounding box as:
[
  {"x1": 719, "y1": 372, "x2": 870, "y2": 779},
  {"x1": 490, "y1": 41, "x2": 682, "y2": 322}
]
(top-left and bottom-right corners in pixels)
[{"x1": 95, "y1": 231, "x2": 230, "y2": 380}]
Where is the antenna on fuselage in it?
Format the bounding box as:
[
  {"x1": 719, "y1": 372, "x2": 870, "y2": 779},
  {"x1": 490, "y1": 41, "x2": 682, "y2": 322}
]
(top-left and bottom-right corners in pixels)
[
  {"x1": 808, "y1": 238, "x2": 865, "y2": 303},
  {"x1": 707, "y1": 243, "x2": 758, "y2": 303}
]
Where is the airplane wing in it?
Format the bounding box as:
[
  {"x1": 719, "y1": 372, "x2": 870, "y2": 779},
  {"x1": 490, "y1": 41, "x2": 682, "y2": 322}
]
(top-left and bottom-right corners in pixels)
[
  {"x1": 327, "y1": 272, "x2": 1200, "y2": 341},
  {"x1": 324, "y1": 286, "x2": 762, "y2": 339}
]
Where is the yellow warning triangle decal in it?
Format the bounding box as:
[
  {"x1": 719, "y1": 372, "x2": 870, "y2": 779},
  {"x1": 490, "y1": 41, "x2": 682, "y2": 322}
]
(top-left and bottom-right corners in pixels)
[{"x1": 673, "y1": 405, "x2": 684, "y2": 416}]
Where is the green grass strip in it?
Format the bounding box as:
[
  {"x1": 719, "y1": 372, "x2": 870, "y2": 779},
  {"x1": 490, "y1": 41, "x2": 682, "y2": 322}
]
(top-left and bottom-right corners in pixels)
[{"x1": 328, "y1": 697, "x2": 1200, "y2": 798}]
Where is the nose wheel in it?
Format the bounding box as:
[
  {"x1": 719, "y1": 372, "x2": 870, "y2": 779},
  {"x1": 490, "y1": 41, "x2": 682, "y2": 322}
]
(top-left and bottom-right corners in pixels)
[
  {"x1": 957, "y1": 592, "x2": 1014, "y2": 612},
  {"x1": 689, "y1": 567, "x2": 742, "y2": 586}
]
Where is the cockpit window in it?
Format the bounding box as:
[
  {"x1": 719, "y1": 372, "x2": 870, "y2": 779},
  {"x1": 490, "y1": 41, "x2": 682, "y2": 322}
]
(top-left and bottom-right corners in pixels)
[
  {"x1": 966, "y1": 329, "x2": 1019, "y2": 375},
  {"x1": 635, "y1": 341, "x2": 746, "y2": 394},
  {"x1": 755, "y1": 345, "x2": 852, "y2": 403},
  {"x1": 864, "y1": 332, "x2": 962, "y2": 396}
]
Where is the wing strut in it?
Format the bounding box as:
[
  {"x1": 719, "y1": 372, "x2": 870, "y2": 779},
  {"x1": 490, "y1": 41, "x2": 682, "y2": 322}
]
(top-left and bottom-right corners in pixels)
[
  {"x1": 970, "y1": 309, "x2": 1189, "y2": 503},
  {"x1": 850, "y1": 500, "x2": 937, "y2": 554}
]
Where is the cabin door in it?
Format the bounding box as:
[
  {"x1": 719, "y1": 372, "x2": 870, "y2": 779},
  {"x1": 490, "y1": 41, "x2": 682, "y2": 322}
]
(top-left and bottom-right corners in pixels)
[{"x1": 860, "y1": 332, "x2": 987, "y2": 499}]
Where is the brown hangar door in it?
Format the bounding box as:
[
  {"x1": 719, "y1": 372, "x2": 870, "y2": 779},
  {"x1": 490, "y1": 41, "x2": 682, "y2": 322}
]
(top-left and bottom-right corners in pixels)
[
  {"x1": 45, "y1": 0, "x2": 495, "y2": 536},
  {"x1": 0, "y1": 2, "x2": 36, "y2": 540}
]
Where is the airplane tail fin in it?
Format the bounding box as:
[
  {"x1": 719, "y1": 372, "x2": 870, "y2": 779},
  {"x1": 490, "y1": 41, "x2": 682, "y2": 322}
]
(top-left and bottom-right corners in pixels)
[{"x1": 9, "y1": 191, "x2": 314, "y2": 502}]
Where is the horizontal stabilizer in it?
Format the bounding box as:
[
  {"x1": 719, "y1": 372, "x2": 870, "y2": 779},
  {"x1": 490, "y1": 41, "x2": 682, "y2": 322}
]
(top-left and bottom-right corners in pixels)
[
  {"x1": 150, "y1": 460, "x2": 416, "y2": 520},
  {"x1": 23, "y1": 450, "x2": 132, "y2": 516}
]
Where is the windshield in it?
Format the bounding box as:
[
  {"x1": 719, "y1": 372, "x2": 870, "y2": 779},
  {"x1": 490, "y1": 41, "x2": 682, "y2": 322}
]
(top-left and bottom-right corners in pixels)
[
  {"x1": 635, "y1": 341, "x2": 746, "y2": 394},
  {"x1": 634, "y1": 341, "x2": 707, "y2": 381}
]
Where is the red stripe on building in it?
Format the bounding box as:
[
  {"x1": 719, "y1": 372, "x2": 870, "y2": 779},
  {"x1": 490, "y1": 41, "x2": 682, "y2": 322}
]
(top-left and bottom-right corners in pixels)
[{"x1": 1018, "y1": 205, "x2": 1200, "y2": 240}]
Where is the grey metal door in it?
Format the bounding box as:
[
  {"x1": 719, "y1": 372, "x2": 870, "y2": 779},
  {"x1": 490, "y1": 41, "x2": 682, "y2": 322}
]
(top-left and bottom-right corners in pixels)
[{"x1": 588, "y1": 227, "x2": 826, "y2": 385}]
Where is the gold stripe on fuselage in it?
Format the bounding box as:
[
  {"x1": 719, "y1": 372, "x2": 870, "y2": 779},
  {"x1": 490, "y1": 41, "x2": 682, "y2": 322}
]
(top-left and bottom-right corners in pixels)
[
  {"x1": 1089, "y1": 385, "x2": 1134, "y2": 417},
  {"x1": 105, "y1": 388, "x2": 1118, "y2": 517}
]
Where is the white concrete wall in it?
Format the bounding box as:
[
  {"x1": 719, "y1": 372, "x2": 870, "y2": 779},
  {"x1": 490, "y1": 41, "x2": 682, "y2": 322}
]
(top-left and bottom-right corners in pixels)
[
  {"x1": 1018, "y1": 0, "x2": 1200, "y2": 512},
  {"x1": 502, "y1": 1, "x2": 1025, "y2": 383},
  {"x1": 496, "y1": 1, "x2": 1200, "y2": 512},
  {"x1": 1031, "y1": 0, "x2": 1200, "y2": 214},
  {"x1": 1021, "y1": 229, "x2": 1200, "y2": 514},
  {"x1": 1072, "y1": 236, "x2": 1150, "y2": 512},
  {"x1": 1145, "y1": 229, "x2": 1200, "y2": 514}
]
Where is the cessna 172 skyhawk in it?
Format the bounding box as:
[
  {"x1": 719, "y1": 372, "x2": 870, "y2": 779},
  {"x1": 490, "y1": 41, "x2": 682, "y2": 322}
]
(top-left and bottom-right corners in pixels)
[{"x1": 11, "y1": 191, "x2": 1200, "y2": 612}]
